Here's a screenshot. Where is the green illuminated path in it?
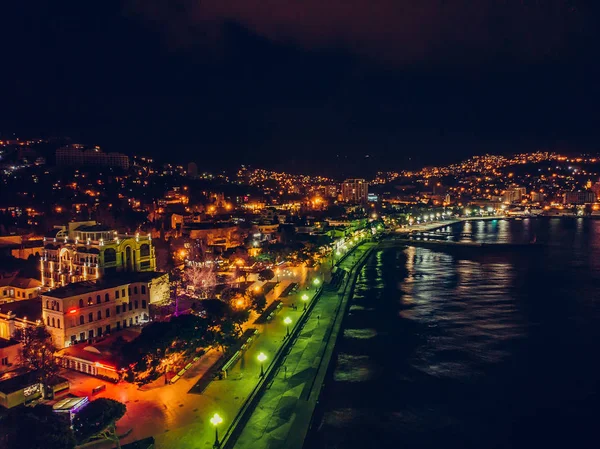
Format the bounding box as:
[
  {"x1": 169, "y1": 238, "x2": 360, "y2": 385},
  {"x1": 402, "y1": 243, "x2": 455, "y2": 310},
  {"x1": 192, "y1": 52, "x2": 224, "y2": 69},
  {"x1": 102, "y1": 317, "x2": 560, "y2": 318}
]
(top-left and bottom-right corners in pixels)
[
  {"x1": 226, "y1": 242, "x2": 377, "y2": 449},
  {"x1": 65, "y1": 237, "x2": 375, "y2": 449}
]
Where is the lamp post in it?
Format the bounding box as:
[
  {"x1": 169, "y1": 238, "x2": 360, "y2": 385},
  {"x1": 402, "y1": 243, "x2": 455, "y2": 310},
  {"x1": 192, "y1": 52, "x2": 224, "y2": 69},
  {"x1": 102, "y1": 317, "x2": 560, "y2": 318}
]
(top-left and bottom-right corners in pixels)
[
  {"x1": 284, "y1": 317, "x2": 292, "y2": 337},
  {"x1": 301, "y1": 293, "x2": 309, "y2": 311},
  {"x1": 313, "y1": 278, "x2": 320, "y2": 288},
  {"x1": 210, "y1": 413, "x2": 223, "y2": 448},
  {"x1": 257, "y1": 352, "x2": 267, "y2": 377}
]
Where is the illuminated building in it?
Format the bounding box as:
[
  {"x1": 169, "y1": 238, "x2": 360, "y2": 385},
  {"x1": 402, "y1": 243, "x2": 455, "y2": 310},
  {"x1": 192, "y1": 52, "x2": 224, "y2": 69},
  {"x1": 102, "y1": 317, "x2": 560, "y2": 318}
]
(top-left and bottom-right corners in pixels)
[
  {"x1": 563, "y1": 191, "x2": 596, "y2": 205},
  {"x1": 56, "y1": 145, "x2": 130, "y2": 169},
  {"x1": 185, "y1": 222, "x2": 242, "y2": 250},
  {"x1": 42, "y1": 271, "x2": 169, "y2": 349},
  {"x1": 41, "y1": 221, "x2": 156, "y2": 288},
  {"x1": 342, "y1": 179, "x2": 369, "y2": 203},
  {"x1": 503, "y1": 186, "x2": 527, "y2": 204},
  {"x1": 0, "y1": 272, "x2": 42, "y2": 302}
]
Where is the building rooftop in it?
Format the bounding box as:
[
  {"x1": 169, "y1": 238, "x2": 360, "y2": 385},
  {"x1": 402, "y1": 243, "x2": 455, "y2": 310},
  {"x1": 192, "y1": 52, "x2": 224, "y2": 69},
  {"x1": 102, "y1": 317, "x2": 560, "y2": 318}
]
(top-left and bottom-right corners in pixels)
[
  {"x1": 58, "y1": 329, "x2": 139, "y2": 370},
  {"x1": 0, "y1": 369, "x2": 40, "y2": 394},
  {"x1": 42, "y1": 271, "x2": 167, "y2": 299},
  {"x1": 185, "y1": 221, "x2": 237, "y2": 230},
  {"x1": 0, "y1": 338, "x2": 19, "y2": 349},
  {"x1": 53, "y1": 396, "x2": 89, "y2": 412},
  {"x1": 75, "y1": 224, "x2": 113, "y2": 232},
  {"x1": 0, "y1": 298, "x2": 43, "y2": 322},
  {"x1": 9, "y1": 277, "x2": 42, "y2": 290}
]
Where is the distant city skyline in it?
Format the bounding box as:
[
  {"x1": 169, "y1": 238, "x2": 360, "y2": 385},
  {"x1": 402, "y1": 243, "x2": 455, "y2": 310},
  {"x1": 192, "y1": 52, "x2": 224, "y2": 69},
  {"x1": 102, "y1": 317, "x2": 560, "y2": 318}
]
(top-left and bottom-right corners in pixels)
[{"x1": 3, "y1": 2, "x2": 600, "y2": 177}]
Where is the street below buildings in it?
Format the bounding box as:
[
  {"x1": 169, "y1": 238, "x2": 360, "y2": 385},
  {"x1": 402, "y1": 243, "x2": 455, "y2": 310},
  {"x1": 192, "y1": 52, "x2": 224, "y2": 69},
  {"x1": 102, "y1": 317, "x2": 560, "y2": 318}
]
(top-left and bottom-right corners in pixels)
[{"x1": 59, "y1": 237, "x2": 370, "y2": 449}]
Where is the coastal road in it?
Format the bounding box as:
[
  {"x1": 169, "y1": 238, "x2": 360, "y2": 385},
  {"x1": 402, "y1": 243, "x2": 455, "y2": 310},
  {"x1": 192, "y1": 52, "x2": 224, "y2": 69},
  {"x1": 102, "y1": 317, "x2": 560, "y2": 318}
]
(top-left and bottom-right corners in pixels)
[
  {"x1": 68, "y1": 243, "x2": 366, "y2": 448},
  {"x1": 229, "y1": 242, "x2": 377, "y2": 449}
]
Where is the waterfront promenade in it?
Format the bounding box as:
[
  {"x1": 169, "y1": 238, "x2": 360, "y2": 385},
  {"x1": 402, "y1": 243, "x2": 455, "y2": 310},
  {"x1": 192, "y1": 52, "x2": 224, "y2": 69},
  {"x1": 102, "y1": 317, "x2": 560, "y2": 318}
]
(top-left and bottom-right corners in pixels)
[
  {"x1": 226, "y1": 242, "x2": 377, "y2": 449},
  {"x1": 62, "y1": 235, "x2": 372, "y2": 449}
]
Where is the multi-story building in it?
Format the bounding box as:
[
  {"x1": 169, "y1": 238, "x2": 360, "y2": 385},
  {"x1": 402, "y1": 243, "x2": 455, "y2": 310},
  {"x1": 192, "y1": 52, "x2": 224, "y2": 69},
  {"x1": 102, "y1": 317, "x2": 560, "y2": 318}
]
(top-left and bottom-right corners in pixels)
[
  {"x1": 530, "y1": 191, "x2": 545, "y2": 203},
  {"x1": 56, "y1": 145, "x2": 130, "y2": 170},
  {"x1": 0, "y1": 271, "x2": 42, "y2": 303},
  {"x1": 503, "y1": 186, "x2": 527, "y2": 204},
  {"x1": 563, "y1": 191, "x2": 596, "y2": 205},
  {"x1": 42, "y1": 271, "x2": 169, "y2": 348},
  {"x1": 590, "y1": 179, "x2": 600, "y2": 201},
  {"x1": 341, "y1": 179, "x2": 369, "y2": 203},
  {"x1": 184, "y1": 222, "x2": 243, "y2": 250},
  {"x1": 41, "y1": 221, "x2": 156, "y2": 289}
]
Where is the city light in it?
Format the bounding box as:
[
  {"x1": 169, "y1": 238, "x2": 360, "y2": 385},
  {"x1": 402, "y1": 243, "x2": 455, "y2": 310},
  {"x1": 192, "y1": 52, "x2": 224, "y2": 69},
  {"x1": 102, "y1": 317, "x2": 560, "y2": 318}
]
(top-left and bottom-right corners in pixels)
[
  {"x1": 301, "y1": 293, "x2": 309, "y2": 311},
  {"x1": 210, "y1": 413, "x2": 223, "y2": 447},
  {"x1": 257, "y1": 352, "x2": 267, "y2": 377},
  {"x1": 284, "y1": 317, "x2": 292, "y2": 336}
]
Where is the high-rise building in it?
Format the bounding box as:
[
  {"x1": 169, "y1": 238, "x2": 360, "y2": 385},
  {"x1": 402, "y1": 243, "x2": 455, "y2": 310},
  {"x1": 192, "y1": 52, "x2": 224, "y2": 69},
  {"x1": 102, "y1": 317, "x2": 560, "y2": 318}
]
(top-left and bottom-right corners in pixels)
[
  {"x1": 590, "y1": 178, "x2": 600, "y2": 201},
  {"x1": 563, "y1": 191, "x2": 596, "y2": 205},
  {"x1": 530, "y1": 191, "x2": 545, "y2": 203},
  {"x1": 187, "y1": 162, "x2": 198, "y2": 178},
  {"x1": 342, "y1": 179, "x2": 368, "y2": 203},
  {"x1": 56, "y1": 145, "x2": 130, "y2": 170},
  {"x1": 503, "y1": 186, "x2": 527, "y2": 204},
  {"x1": 41, "y1": 222, "x2": 156, "y2": 289}
]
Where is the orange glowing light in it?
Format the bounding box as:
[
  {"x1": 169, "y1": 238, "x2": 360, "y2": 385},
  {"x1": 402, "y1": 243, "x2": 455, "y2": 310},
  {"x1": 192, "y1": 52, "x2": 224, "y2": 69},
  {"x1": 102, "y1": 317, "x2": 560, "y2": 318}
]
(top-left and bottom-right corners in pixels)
[
  {"x1": 94, "y1": 362, "x2": 116, "y2": 371},
  {"x1": 68, "y1": 309, "x2": 78, "y2": 314}
]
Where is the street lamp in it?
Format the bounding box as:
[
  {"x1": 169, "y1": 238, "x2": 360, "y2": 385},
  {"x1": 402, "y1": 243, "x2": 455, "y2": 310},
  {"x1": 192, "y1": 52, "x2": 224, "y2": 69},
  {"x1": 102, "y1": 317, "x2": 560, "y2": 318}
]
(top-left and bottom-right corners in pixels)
[
  {"x1": 284, "y1": 317, "x2": 292, "y2": 337},
  {"x1": 210, "y1": 413, "x2": 223, "y2": 448},
  {"x1": 257, "y1": 352, "x2": 267, "y2": 377},
  {"x1": 301, "y1": 293, "x2": 309, "y2": 311},
  {"x1": 313, "y1": 278, "x2": 320, "y2": 287}
]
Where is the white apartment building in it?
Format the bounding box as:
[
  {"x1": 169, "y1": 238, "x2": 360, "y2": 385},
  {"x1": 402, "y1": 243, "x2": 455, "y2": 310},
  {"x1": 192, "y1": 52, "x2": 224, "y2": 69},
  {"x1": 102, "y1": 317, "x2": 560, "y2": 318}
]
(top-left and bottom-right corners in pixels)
[{"x1": 42, "y1": 272, "x2": 169, "y2": 348}]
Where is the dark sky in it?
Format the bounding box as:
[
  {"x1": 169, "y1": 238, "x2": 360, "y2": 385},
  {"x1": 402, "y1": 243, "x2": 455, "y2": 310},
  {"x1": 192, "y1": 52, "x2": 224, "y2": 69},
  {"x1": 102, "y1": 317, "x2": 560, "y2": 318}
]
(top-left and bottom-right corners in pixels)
[{"x1": 2, "y1": 1, "x2": 599, "y2": 176}]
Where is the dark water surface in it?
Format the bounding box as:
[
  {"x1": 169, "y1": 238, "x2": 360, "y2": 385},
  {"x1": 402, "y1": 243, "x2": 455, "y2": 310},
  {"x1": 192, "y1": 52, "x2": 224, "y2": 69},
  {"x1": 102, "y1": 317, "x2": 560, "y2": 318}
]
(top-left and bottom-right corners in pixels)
[{"x1": 311, "y1": 218, "x2": 600, "y2": 449}]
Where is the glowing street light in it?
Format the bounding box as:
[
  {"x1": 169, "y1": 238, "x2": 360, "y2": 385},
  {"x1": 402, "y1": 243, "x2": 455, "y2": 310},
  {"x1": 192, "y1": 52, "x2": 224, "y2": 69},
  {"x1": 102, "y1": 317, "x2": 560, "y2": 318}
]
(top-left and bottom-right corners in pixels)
[
  {"x1": 210, "y1": 413, "x2": 223, "y2": 447},
  {"x1": 313, "y1": 278, "x2": 320, "y2": 287},
  {"x1": 301, "y1": 293, "x2": 309, "y2": 311},
  {"x1": 257, "y1": 352, "x2": 267, "y2": 377},
  {"x1": 284, "y1": 317, "x2": 292, "y2": 337}
]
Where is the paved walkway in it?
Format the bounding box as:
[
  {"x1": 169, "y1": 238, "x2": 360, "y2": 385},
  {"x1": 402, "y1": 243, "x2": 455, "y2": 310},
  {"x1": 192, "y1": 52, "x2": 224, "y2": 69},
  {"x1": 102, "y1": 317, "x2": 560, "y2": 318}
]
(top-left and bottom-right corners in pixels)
[
  {"x1": 59, "y1": 243, "x2": 370, "y2": 449},
  {"x1": 229, "y1": 243, "x2": 376, "y2": 449},
  {"x1": 63, "y1": 259, "x2": 336, "y2": 448}
]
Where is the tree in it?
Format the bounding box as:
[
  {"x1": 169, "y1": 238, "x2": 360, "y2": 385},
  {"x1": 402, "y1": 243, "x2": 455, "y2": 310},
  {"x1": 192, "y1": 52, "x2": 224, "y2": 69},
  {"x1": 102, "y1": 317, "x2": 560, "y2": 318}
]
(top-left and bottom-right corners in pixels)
[
  {"x1": 200, "y1": 298, "x2": 230, "y2": 326},
  {"x1": 228, "y1": 308, "x2": 251, "y2": 335},
  {"x1": 184, "y1": 264, "x2": 217, "y2": 298},
  {"x1": 214, "y1": 320, "x2": 239, "y2": 353},
  {"x1": 251, "y1": 293, "x2": 267, "y2": 313},
  {"x1": 171, "y1": 313, "x2": 210, "y2": 350},
  {"x1": 258, "y1": 268, "x2": 275, "y2": 281},
  {"x1": 122, "y1": 321, "x2": 174, "y2": 382},
  {"x1": 0, "y1": 405, "x2": 75, "y2": 449},
  {"x1": 73, "y1": 398, "x2": 127, "y2": 448},
  {"x1": 13, "y1": 326, "x2": 60, "y2": 398}
]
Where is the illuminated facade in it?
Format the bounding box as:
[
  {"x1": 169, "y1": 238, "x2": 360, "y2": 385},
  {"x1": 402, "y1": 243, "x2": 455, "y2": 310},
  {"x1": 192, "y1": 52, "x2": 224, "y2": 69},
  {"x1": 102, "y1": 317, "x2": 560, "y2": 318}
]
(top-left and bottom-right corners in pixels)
[
  {"x1": 42, "y1": 271, "x2": 169, "y2": 348},
  {"x1": 341, "y1": 179, "x2": 369, "y2": 203},
  {"x1": 41, "y1": 221, "x2": 156, "y2": 288},
  {"x1": 56, "y1": 145, "x2": 130, "y2": 169}
]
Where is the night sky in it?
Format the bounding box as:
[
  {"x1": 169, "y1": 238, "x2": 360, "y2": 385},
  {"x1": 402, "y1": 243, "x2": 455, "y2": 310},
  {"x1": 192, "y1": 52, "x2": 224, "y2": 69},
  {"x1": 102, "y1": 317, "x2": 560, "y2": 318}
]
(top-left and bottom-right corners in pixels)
[{"x1": 2, "y1": 1, "x2": 599, "y2": 176}]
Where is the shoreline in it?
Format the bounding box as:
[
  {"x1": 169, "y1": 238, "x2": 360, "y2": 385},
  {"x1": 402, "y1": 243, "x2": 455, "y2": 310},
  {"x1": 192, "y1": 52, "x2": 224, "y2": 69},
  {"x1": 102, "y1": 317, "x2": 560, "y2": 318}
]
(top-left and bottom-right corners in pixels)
[{"x1": 222, "y1": 241, "x2": 377, "y2": 449}]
